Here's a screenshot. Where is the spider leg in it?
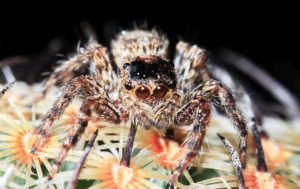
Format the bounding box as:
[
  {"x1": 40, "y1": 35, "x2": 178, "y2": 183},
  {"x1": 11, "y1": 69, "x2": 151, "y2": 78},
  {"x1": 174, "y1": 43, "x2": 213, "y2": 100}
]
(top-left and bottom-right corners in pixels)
[
  {"x1": 173, "y1": 42, "x2": 248, "y2": 185},
  {"x1": 120, "y1": 122, "x2": 138, "y2": 167},
  {"x1": 48, "y1": 96, "x2": 97, "y2": 180},
  {"x1": 174, "y1": 41, "x2": 209, "y2": 93},
  {"x1": 170, "y1": 98, "x2": 210, "y2": 183},
  {"x1": 217, "y1": 133, "x2": 246, "y2": 189},
  {"x1": 170, "y1": 79, "x2": 248, "y2": 183},
  {"x1": 48, "y1": 95, "x2": 120, "y2": 180},
  {"x1": 38, "y1": 43, "x2": 111, "y2": 100},
  {"x1": 196, "y1": 79, "x2": 248, "y2": 167},
  {"x1": 67, "y1": 129, "x2": 98, "y2": 189},
  {"x1": 38, "y1": 58, "x2": 85, "y2": 100},
  {"x1": 211, "y1": 65, "x2": 268, "y2": 171},
  {"x1": 217, "y1": 107, "x2": 268, "y2": 189},
  {"x1": 248, "y1": 101, "x2": 269, "y2": 172},
  {"x1": 251, "y1": 117, "x2": 268, "y2": 172},
  {"x1": 221, "y1": 72, "x2": 269, "y2": 172},
  {"x1": 31, "y1": 76, "x2": 103, "y2": 154}
]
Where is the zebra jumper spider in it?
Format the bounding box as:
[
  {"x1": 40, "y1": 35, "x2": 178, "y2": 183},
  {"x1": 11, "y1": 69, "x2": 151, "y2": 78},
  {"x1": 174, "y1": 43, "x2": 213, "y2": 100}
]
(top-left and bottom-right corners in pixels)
[{"x1": 31, "y1": 29, "x2": 248, "y2": 185}]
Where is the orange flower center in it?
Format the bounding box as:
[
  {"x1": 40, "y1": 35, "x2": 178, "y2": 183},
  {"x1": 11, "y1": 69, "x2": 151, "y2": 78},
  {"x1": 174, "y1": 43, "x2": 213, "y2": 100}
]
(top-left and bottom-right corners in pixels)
[
  {"x1": 244, "y1": 166, "x2": 285, "y2": 189},
  {"x1": 112, "y1": 164, "x2": 135, "y2": 188},
  {"x1": 261, "y1": 138, "x2": 292, "y2": 170},
  {"x1": 95, "y1": 158, "x2": 149, "y2": 189},
  {"x1": 145, "y1": 130, "x2": 186, "y2": 169},
  {"x1": 10, "y1": 127, "x2": 54, "y2": 165}
]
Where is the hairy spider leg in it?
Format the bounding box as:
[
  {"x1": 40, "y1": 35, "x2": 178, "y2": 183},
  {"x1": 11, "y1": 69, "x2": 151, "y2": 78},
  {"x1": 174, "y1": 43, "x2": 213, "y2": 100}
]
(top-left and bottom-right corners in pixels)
[
  {"x1": 48, "y1": 95, "x2": 120, "y2": 180},
  {"x1": 217, "y1": 133, "x2": 246, "y2": 189},
  {"x1": 217, "y1": 115, "x2": 269, "y2": 189},
  {"x1": 120, "y1": 122, "x2": 138, "y2": 167},
  {"x1": 170, "y1": 42, "x2": 248, "y2": 183},
  {"x1": 37, "y1": 43, "x2": 109, "y2": 101},
  {"x1": 170, "y1": 98, "x2": 210, "y2": 183},
  {"x1": 31, "y1": 76, "x2": 104, "y2": 154}
]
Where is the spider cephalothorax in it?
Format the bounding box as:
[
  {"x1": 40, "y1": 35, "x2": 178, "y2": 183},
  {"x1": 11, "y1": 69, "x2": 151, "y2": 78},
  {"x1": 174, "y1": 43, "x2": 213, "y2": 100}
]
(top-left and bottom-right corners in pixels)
[
  {"x1": 121, "y1": 57, "x2": 177, "y2": 100},
  {"x1": 29, "y1": 28, "x2": 248, "y2": 188}
]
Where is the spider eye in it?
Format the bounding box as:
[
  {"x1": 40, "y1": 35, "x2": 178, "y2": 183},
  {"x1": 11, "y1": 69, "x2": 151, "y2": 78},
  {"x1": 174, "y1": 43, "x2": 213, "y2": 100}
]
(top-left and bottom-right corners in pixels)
[
  {"x1": 153, "y1": 85, "x2": 168, "y2": 98},
  {"x1": 124, "y1": 82, "x2": 133, "y2": 90},
  {"x1": 135, "y1": 86, "x2": 150, "y2": 99},
  {"x1": 169, "y1": 80, "x2": 177, "y2": 89},
  {"x1": 123, "y1": 63, "x2": 130, "y2": 69}
]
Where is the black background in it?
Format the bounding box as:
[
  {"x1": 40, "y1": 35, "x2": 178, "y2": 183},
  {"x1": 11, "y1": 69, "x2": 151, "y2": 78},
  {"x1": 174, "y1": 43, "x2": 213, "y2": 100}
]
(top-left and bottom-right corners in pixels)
[{"x1": 0, "y1": 11, "x2": 299, "y2": 98}]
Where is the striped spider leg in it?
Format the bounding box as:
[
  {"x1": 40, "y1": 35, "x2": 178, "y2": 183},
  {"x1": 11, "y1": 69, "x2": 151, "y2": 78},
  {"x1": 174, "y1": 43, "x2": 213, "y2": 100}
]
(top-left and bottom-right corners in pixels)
[
  {"x1": 30, "y1": 44, "x2": 121, "y2": 180},
  {"x1": 37, "y1": 40, "x2": 115, "y2": 101},
  {"x1": 169, "y1": 42, "x2": 248, "y2": 184}
]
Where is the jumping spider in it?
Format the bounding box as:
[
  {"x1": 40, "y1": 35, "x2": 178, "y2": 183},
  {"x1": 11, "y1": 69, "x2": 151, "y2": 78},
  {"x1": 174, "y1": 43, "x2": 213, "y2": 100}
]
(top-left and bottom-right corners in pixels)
[{"x1": 31, "y1": 29, "x2": 248, "y2": 186}]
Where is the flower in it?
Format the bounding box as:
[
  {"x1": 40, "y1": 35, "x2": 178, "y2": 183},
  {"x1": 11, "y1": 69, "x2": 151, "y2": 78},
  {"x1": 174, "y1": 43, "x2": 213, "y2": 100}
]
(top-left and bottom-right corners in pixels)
[
  {"x1": 0, "y1": 100, "x2": 62, "y2": 187},
  {"x1": 0, "y1": 114, "x2": 60, "y2": 165},
  {"x1": 82, "y1": 157, "x2": 154, "y2": 189},
  {"x1": 244, "y1": 165, "x2": 286, "y2": 189},
  {"x1": 60, "y1": 100, "x2": 107, "y2": 138},
  {"x1": 139, "y1": 129, "x2": 187, "y2": 169},
  {"x1": 1, "y1": 81, "x2": 300, "y2": 189},
  {"x1": 261, "y1": 138, "x2": 293, "y2": 171},
  {"x1": 78, "y1": 145, "x2": 171, "y2": 189}
]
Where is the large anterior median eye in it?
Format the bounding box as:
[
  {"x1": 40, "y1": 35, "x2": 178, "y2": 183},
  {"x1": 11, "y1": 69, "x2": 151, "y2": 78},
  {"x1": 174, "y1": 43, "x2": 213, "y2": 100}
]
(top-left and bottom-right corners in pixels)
[
  {"x1": 135, "y1": 86, "x2": 150, "y2": 99},
  {"x1": 153, "y1": 85, "x2": 168, "y2": 98}
]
